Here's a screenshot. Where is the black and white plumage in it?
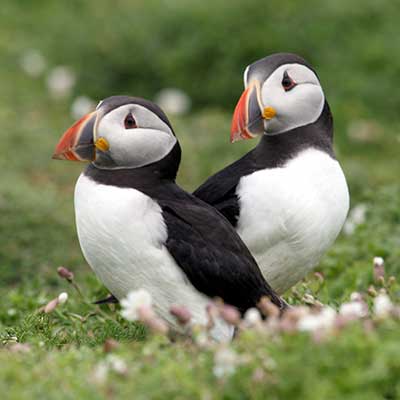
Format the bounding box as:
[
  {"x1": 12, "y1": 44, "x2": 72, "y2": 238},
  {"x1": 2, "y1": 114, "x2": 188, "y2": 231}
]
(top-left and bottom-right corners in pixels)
[
  {"x1": 194, "y1": 53, "x2": 350, "y2": 294},
  {"x1": 53, "y1": 96, "x2": 285, "y2": 340}
]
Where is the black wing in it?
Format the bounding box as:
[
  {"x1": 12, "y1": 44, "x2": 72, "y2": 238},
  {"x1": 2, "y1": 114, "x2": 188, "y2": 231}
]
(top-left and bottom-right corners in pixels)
[
  {"x1": 193, "y1": 150, "x2": 258, "y2": 226},
  {"x1": 159, "y1": 189, "x2": 284, "y2": 314}
]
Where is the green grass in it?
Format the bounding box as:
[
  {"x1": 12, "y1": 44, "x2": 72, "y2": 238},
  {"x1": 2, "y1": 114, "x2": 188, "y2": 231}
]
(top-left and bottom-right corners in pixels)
[{"x1": 1, "y1": 0, "x2": 400, "y2": 398}]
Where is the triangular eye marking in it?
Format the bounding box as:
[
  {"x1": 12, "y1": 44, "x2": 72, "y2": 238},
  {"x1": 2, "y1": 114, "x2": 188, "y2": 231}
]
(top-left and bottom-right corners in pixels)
[
  {"x1": 282, "y1": 71, "x2": 297, "y2": 91},
  {"x1": 124, "y1": 113, "x2": 137, "y2": 129}
]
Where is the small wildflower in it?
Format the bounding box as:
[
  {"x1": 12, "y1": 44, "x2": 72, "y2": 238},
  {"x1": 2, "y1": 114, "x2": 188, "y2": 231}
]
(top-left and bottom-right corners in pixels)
[
  {"x1": 106, "y1": 355, "x2": 128, "y2": 375},
  {"x1": 169, "y1": 305, "x2": 192, "y2": 325},
  {"x1": 339, "y1": 301, "x2": 368, "y2": 319},
  {"x1": 137, "y1": 306, "x2": 169, "y2": 335},
  {"x1": 58, "y1": 292, "x2": 68, "y2": 304},
  {"x1": 243, "y1": 308, "x2": 262, "y2": 326},
  {"x1": 103, "y1": 338, "x2": 119, "y2": 353},
  {"x1": 388, "y1": 276, "x2": 396, "y2": 286},
  {"x1": 373, "y1": 293, "x2": 393, "y2": 318},
  {"x1": 257, "y1": 296, "x2": 280, "y2": 318},
  {"x1": 343, "y1": 204, "x2": 367, "y2": 235},
  {"x1": 44, "y1": 298, "x2": 59, "y2": 313},
  {"x1": 297, "y1": 307, "x2": 336, "y2": 333},
  {"x1": 367, "y1": 285, "x2": 378, "y2": 297},
  {"x1": 46, "y1": 66, "x2": 76, "y2": 99},
  {"x1": 206, "y1": 303, "x2": 219, "y2": 330},
  {"x1": 350, "y1": 292, "x2": 363, "y2": 302},
  {"x1": 302, "y1": 293, "x2": 322, "y2": 306},
  {"x1": 213, "y1": 347, "x2": 238, "y2": 378},
  {"x1": 280, "y1": 306, "x2": 310, "y2": 330},
  {"x1": 373, "y1": 257, "x2": 385, "y2": 283},
  {"x1": 57, "y1": 266, "x2": 74, "y2": 281},
  {"x1": 20, "y1": 49, "x2": 46, "y2": 77},
  {"x1": 155, "y1": 88, "x2": 191, "y2": 116},
  {"x1": 71, "y1": 96, "x2": 96, "y2": 119},
  {"x1": 120, "y1": 289, "x2": 153, "y2": 322},
  {"x1": 219, "y1": 305, "x2": 241, "y2": 326},
  {"x1": 90, "y1": 362, "x2": 109, "y2": 385}
]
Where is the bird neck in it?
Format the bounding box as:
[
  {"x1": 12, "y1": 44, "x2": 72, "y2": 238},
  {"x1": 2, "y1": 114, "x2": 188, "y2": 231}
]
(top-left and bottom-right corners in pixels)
[{"x1": 254, "y1": 101, "x2": 335, "y2": 167}]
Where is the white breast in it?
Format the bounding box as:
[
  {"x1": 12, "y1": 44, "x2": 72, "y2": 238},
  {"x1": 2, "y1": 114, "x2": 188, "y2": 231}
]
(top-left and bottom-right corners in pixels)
[
  {"x1": 74, "y1": 174, "x2": 232, "y2": 340},
  {"x1": 236, "y1": 148, "x2": 349, "y2": 294}
]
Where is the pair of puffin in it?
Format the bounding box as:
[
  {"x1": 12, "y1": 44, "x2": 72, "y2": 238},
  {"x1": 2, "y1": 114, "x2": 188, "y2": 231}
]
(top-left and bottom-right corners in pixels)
[{"x1": 53, "y1": 53, "x2": 349, "y2": 339}]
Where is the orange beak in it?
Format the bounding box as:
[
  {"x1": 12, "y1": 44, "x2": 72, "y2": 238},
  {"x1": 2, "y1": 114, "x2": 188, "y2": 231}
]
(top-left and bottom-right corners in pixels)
[
  {"x1": 52, "y1": 111, "x2": 97, "y2": 162},
  {"x1": 230, "y1": 81, "x2": 265, "y2": 143}
]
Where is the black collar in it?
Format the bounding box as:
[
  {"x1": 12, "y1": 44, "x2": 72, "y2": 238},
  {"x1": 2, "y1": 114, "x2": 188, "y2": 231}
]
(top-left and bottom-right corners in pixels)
[
  {"x1": 252, "y1": 101, "x2": 334, "y2": 169},
  {"x1": 84, "y1": 141, "x2": 181, "y2": 190}
]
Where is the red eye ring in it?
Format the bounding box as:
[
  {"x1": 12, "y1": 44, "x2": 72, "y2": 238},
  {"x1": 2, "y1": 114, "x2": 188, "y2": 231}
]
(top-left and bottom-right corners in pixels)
[
  {"x1": 124, "y1": 113, "x2": 137, "y2": 129},
  {"x1": 282, "y1": 72, "x2": 297, "y2": 92}
]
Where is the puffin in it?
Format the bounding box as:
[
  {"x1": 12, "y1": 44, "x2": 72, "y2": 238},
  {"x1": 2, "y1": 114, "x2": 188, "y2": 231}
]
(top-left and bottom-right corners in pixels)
[
  {"x1": 52, "y1": 96, "x2": 285, "y2": 340},
  {"x1": 193, "y1": 53, "x2": 350, "y2": 294}
]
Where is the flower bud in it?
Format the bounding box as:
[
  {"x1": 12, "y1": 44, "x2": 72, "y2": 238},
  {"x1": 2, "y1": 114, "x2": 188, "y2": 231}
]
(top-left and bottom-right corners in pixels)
[
  {"x1": 373, "y1": 257, "x2": 385, "y2": 283},
  {"x1": 219, "y1": 305, "x2": 241, "y2": 326},
  {"x1": 44, "y1": 298, "x2": 59, "y2": 313},
  {"x1": 57, "y1": 266, "x2": 74, "y2": 281},
  {"x1": 103, "y1": 338, "x2": 119, "y2": 353},
  {"x1": 58, "y1": 292, "x2": 68, "y2": 304},
  {"x1": 170, "y1": 305, "x2": 192, "y2": 325},
  {"x1": 258, "y1": 296, "x2": 280, "y2": 318}
]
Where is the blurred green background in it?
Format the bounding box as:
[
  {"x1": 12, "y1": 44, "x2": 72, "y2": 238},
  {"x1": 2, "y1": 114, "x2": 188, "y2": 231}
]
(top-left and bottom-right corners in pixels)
[{"x1": 1, "y1": 1, "x2": 400, "y2": 398}]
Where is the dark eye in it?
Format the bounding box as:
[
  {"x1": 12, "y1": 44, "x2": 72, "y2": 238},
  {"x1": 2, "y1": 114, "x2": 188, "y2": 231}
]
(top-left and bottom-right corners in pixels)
[
  {"x1": 282, "y1": 71, "x2": 296, "y2": 91},
  {"x1": 124, "y1": 113, "x2": 137, "y2": 129}
]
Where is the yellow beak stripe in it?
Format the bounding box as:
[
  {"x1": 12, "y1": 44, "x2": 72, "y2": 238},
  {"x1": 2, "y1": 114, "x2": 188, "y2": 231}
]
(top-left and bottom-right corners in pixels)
[
  {"x1": 262, "y1": 106, "x2": 277, "y2": 120},
  {"x1": 95, "y1": 137, "x2": 110, "y2": 152}
]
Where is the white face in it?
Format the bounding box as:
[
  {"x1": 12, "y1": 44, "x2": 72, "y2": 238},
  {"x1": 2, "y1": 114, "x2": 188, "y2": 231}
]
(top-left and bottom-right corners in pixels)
[
  {"x1": 258, "y1": 63, "x2": 325, "y2": 135},
  {"x1": 94, "y1": 104, "x2": 177, "y2": 169}
]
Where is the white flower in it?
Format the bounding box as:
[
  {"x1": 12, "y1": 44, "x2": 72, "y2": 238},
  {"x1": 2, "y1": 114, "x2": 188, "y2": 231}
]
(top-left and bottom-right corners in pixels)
[
  {"x1": 243, "y1": 308, "x2": 262, "y2": 326},
  {"x1": 7, "y1": 308, "x2": 16, "y2": 316},
  {"x1": 58, "y1": 292, "x2": 68, "y2": 304},
  {"x1": 155, "y1": 88, "x2": 191, "y2": 116},
  {"x1": 120, "y1": 289, "x2": 153, "y2": 321},
  {"x1": 373, "y1": 257, "x2": 384, "y2": 268},
  {"x1": 373, "y1": 293, "x2": 393, "y2": 318},
  {"x1": 343, "y1": 204, "x2": 367, "y2": 235},
  {"x1": 213, "y1": 347, "x2": 238, "y2": 378},
  {"x1": 71, "y1": 96, "x2": 96, "y2": 119},
  {"x1": 46, "y1": 66, "x2": 76, "y2": 99},
  {"x1": 339, "y1": 301, "x2": 368, "y2": 318},
  {"x1": 106, "y1": 355, "x2": 128, "y2": 375},
  {"x1": 297, "y1": 307, "x2": 336, "y2": 332},
  {"x1": 90, "y1": 361, "x2": 109, "y2": 385},
  {"x1": 350, "y1": 292, "x2": 363, "y2": 302},
  {"x1": 20, "y1": 49, "x2": 46, "y2": 77},
  {"x1": 90, "y1": 356, "x2": 128, "y2": 384}
]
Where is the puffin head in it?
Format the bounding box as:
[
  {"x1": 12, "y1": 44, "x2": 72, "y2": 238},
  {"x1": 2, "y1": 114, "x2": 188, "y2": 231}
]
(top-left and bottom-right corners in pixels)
[
  {"x1": 231, "y1": 53, "x2": 326, "y2": 142},
  {"x1": 53, "y1": 96, "x2": 180, "y2": 172}
]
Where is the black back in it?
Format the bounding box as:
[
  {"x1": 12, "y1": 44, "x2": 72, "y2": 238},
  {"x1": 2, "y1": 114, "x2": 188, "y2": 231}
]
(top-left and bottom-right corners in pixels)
[{"x1": 84, "y1": 156, "x2": 285, "y2": 313}]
